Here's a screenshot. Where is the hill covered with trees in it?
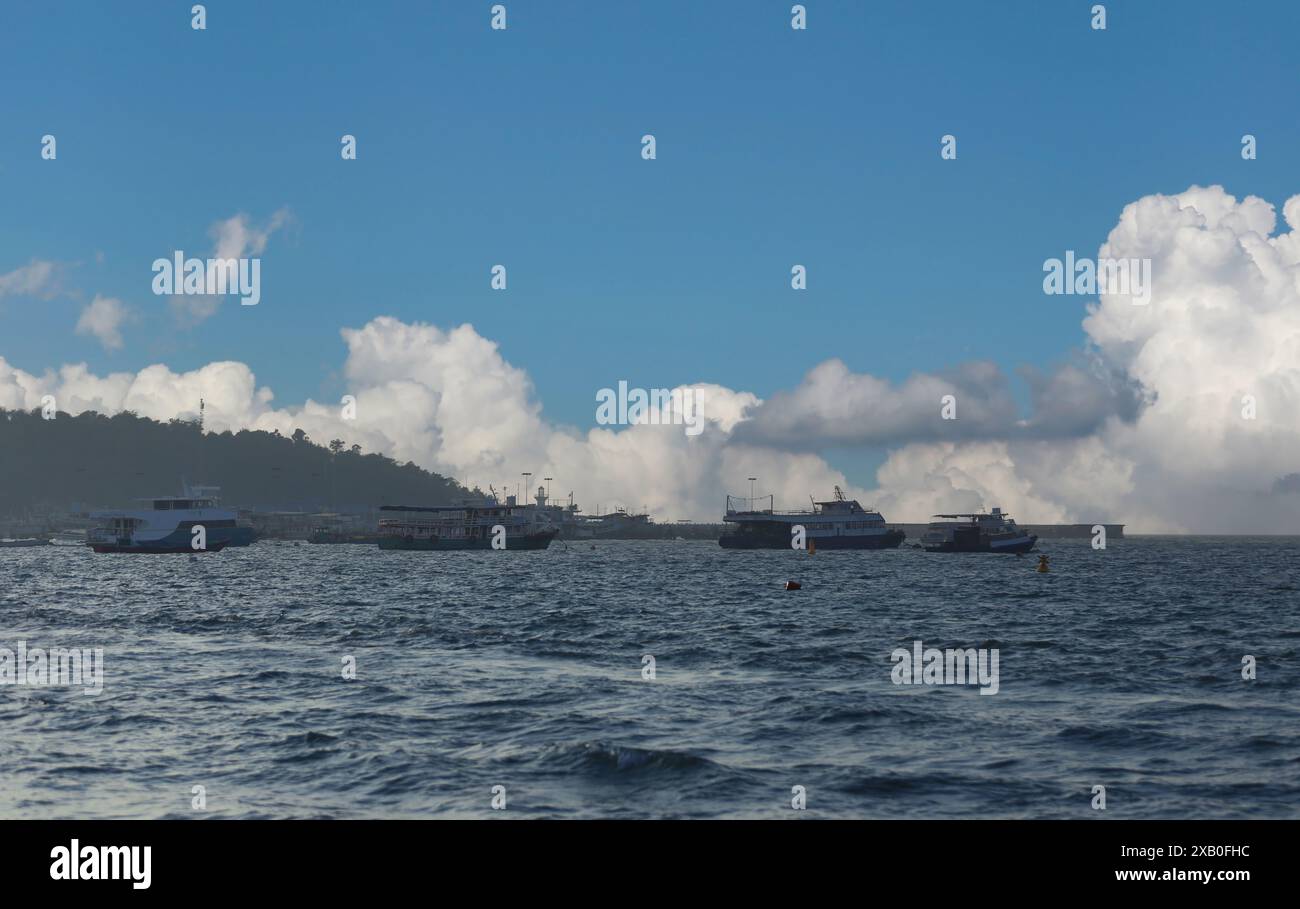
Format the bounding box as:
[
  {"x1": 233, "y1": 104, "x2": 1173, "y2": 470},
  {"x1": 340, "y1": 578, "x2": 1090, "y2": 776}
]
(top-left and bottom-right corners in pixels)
[{"x1": 0, "y1": 407, "x2": 470, "y2": 515}]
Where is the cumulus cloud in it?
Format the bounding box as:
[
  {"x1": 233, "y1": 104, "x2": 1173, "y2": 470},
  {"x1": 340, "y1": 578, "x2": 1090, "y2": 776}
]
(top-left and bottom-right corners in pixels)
[
  {"x1": 253, "y1": 319, "x2": 782, "y2": 519},
  {"x1": 867, "y1": 185, "x2": 1300, "y2": 532},
  {"x1": 4, "y1": 185, "x2": 1299, "y2": 531},
  {"x1": 732, "y1": 359, "x2": 1015, "y2": 448},
  {"x1": 75, "y1": 295, "x2": 130, "y2": 350},
  {"x1": 732, "y1": 356, "x2": 1141, "y2": 449},
  {"x1": 0, "y1": 357, "x2": 270, "y2": 425}
]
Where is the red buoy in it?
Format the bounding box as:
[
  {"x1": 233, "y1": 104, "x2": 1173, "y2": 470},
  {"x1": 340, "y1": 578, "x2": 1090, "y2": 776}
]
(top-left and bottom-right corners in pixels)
[{"x1": 784, "y1": 580, "x2": 801, "y2": 590}]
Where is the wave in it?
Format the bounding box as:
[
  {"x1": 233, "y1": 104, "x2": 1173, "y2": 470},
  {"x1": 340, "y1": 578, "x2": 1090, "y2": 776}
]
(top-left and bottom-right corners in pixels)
[{"x1": 535, "y1": 741, "x2": 720, "y2": 775}]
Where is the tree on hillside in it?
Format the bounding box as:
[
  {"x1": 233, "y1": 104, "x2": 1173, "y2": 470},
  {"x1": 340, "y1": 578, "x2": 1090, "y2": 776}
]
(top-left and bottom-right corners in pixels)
[{"x1": 0, "y1": 407, "x2": 467, "y2": 515}]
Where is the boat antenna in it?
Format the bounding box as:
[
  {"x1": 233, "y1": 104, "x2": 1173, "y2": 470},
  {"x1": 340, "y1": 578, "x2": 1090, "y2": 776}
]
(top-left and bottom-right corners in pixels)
[{"x1": 195, "y1": 398, "x2": 206, "y2": 489}]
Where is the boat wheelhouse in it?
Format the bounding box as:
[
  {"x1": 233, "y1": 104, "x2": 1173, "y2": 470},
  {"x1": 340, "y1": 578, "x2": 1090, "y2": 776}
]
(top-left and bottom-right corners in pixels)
[
  {"x1": 921, "y1": 507, "x2": 1037, "y2": 554},
  {"x1": 85, "y1": 484, "x2": 256, "y2": 554},
  {"x1": 719, "y1": 486, "x2": 906, "y2": 550}
]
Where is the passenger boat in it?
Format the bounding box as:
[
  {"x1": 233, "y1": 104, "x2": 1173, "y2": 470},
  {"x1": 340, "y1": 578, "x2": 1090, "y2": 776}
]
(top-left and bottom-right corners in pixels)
[
  {"x1": 921, "y1": 508, "x2": 1037, "y2": 553},
  {"x1": 85, "y1": 484, "x2": 256, "y2": 554},
  {"x1": 377, "y1": 495, "x2": 558, "y2": 551},
  {"x1": 719, "y1": 486, "x2": 906, "y2": 550}
]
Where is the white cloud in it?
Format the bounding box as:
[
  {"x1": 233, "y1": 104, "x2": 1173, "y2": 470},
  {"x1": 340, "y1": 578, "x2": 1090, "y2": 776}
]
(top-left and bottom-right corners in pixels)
[
  {"x1": 734, "y1": 359, "x2": 1015, "y2": 447},
  {"x1": 732, "y1": 356, "x2": 1138, "y2": 448},
  {"x1": 168, "y1": 208, "x2": 292, "y2": 323},
  {"x1": 0, "y1": 357, "x2": 269, "y2": 424},
  {"x1": 0, "y1": 259, "x2": 59, "y2": 299},
  {"x1": 867, "y1": 185, "x2": 1300, "y2": 532},
  {"x1": 75, "y1": 295, "x2": 129, "y2": 350},
  {"x1": 210, "y1": 208, "x2": 291, "y2": 261}
]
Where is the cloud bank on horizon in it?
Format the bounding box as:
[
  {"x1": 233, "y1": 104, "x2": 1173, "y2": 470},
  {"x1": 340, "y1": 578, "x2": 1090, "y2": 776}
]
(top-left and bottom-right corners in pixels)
[{"x1": 2, "y1": 185, "x2": 1298, "y2": 532}]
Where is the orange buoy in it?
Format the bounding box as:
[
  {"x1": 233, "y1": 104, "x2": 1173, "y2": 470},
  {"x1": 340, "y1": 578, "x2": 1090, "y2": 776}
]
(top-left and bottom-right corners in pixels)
[{"x1": 784, "y1": 580, "x2": 801, "y2": 590}]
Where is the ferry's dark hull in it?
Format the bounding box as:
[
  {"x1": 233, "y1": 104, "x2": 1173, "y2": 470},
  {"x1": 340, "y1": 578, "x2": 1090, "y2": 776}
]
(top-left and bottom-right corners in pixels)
[
  {"x1": 379, "y1": 530, "x2": 558, "y2": 551},
  {"x1": 923, "y1": 534, "x2": 1037, "y2": 554},
  {"x1": 719, "y1": 530, "x2": 906, "y2": 550},
  {"x1": 89, "y1": 542, "x2": 229, "y2": 554}
]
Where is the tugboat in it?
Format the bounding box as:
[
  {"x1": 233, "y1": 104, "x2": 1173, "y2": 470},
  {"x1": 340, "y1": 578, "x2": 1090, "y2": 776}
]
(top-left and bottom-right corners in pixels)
[
  {"x1": 921, "y1": 508, "x2": 1037, "y2": 554},
  {"x1": 719, "y1": 486, "x2": 906, "y2": 550},
  {"x1": 377, "y1": 493, "x2": 558, "y2": 551},
  {"x1": 85, "y1": 484, "x2": 256, "y2": 554}
]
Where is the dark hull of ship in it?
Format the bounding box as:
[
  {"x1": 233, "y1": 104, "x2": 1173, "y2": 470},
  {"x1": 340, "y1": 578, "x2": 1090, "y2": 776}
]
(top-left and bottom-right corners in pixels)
[
  {"x1": 90, "y1": 541, "x2": 230, "y2": 554},
  {"x1": 719, "y1": 529, "x2": 906, "y2": 550},
  {"x1": 923, "y1": 533, "x2": 1037, "y2": 554},
  {"x1": 379, "y1": 530, "x2": 558, "y2": 551}
]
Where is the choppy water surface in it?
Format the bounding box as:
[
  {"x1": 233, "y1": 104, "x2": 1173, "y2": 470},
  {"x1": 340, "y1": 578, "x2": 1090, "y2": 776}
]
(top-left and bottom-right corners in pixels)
[{"x1": 2, "y1": 537, "x2": 1297, "y2": 818}]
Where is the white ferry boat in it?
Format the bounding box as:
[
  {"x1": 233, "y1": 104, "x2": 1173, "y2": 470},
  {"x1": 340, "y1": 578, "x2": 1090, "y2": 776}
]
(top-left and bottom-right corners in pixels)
[
  {"x1": 719, "y1": 486, "x2": 906, "y2": 550},
  {"x1": 921, "y1": 508, "x2": 1037, "y2": 554},
  {"x1": 86, "y1": 484, "x2": 256, "y2": 554}
]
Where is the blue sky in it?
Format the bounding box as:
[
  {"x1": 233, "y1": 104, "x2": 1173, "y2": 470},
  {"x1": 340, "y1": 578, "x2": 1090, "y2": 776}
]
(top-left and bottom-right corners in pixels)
[{"x1": 3, "y1": 0, "x2": 1299, "y2": 484}]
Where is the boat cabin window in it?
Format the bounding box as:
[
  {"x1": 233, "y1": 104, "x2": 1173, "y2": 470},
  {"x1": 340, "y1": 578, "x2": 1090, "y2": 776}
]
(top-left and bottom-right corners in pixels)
[{"x1": 154, "y1": 497, "x2": 216, "y2": 510}]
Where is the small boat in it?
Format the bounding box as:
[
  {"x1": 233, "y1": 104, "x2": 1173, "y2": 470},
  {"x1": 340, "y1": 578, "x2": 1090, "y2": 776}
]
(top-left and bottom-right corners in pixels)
[
  {"x1": 0, "y1": 538, "x2": 51, "y2": 548},
  {"x1": 921, "y1": 508, "x2": 1037, "y2": 554},
  {"x1": 719, "y1": 486, "x2": 906, "y2": 550}
]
